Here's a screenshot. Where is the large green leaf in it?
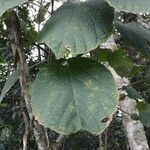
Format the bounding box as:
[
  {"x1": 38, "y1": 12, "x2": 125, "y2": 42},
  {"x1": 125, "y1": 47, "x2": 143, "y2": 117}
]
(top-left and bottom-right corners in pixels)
[
  {"x1": 105, "y1": 0, "x2": 150, "y2": 14},
  {"x1": 31, "y1": 57, "x2": 118, "y2": 135},
  {"x1": 39, "y1": 0, "x2": 114, "y2": 58},
  {"x1": 0, "y1": 0, "x2": 27, "y2": 17},
  {"x1": 115, "y1": 22, "x2": 150, "y2": 57},
  {"x1": 0, "y1": 69, "x2": 21, "y2": 102}
]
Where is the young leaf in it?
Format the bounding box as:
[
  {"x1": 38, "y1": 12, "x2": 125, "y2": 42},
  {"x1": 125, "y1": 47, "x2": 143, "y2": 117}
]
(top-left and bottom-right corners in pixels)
[
  {"x1": 31, "y1": 57, "x2": 118, "y2": 135},
  {"x1": 115, "y1": 22, "x2": 150, "y2": 57},
  {"x1": 0, "y1": 0, "x2": 27, "y2": 17},
  {"x1": 105, "y1": 0, "x2": 150, "y2": 14},
  {"x1": 0, "y1": 69, "x2": 21, "y2": 102},
  {"x1": 39, "y1": 0, "x2": 114, "y2": 58}
]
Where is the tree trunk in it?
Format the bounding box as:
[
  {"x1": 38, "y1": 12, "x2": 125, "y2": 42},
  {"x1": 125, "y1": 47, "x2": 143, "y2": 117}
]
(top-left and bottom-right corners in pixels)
[
  {"x1": 120, "y1": 97, "x2": 149, "y2": 150},
  {"x1": 109, "y1": 66, "x2": 149, "y2": 150}
]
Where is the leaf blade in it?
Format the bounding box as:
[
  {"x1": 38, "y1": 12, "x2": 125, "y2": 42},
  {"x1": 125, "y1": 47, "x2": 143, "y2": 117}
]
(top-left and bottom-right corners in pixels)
[
  {"x1": 31, "y1": 57, "x2": 118, "y2": 135},
  {"x1": 39, "y1": 0, "x2": 114, "y2": 58},
  {"x1": 0, "y1": 69, "x2": 21, "y2": 102}
]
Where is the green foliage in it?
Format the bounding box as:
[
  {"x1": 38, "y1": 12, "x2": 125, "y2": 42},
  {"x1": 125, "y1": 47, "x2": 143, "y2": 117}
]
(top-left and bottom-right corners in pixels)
[
  {"x1": 23, "y1": 29, "x2": 38, "y2": 47},
  {"x1": 0, "y1": 55, "x2": 4, "y2": 63},
  {"x1": 31, "y1": 57, "x2": 118, "y2": 135},
  {"x1": 91, "y1": 49, "x2": 134, "y2": 77},
  {"x1": 0, "y1": 0, "x2": 27, "y2": 17},
  {"x1": 115, "y1": 22, "x2": 150, "y2": 57},
  {"x1": 123, "y1": 85, "x2": 142, "y2": 100},
  {"x1": 139, "y1": 104, "x2": 150, "y2": 127},
  {"x1": 108, "y1": 50, "x2": 134, "y2": 77},
  {"x1": 137, "y1": 101, "x2": 147, "y2": 110},
  {"x1": 105, "y1": 0, "x2": 150, "y2": 14},
  {"x1": 131, "y1": 113, "x2": 139, "y2": 121},
  {"x1": 39, "y1": 0, "x2": 114, "y2": 58},
  {"x1": 0, "y1": 69, "x2": 21, "y2": 102}
]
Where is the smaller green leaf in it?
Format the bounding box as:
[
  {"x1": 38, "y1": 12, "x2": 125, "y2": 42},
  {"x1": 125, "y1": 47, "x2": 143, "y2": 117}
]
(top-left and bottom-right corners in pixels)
[
  {"x1": 108, "y1": 50, "x2": 134, "y2": 77},
  {"x1": 139, "y1": 104, "x2": 150, "y2": 127},
  {"x1": 91, "y1": 49, "x2": 111, "y2": 62},
  {"x1": 131, "y1": 113, "x2": 139, "y2": 121},
  {"x1": 22, "y1": 29, "x2": 38, "y2": 47},
  {"x1": 91, "y1": 49, "x2": 134, "y2": 77},
  {"x1": 0, "y1": 69, "x2": 21, "y2": 102},
  {"x1": 122, "y1": 85, "x2": 142, "y2": 100},
  {"x1": 115, "y1": 22, "x2": 150, "y2": 57}
]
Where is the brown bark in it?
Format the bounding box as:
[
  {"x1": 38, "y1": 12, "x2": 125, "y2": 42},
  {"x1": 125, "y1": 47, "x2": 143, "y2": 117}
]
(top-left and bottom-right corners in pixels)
[{"x1": 33, "y1": 120, "x2": 49, "y2": 150}]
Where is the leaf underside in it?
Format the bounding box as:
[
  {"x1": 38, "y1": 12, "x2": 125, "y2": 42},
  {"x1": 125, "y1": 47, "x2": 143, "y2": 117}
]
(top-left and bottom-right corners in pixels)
[
  {"x1": 31, "y1": 57, "x2": 118, "y2": 135},
  {"x1": 39, "y1": 0, "x2": 114, "y2": 58}
]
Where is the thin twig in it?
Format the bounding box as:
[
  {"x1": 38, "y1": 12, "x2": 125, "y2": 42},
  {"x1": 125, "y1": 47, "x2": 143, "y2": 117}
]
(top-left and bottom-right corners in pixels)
[
  {"x1": 117, "y1": 107, "x2": 131, "y2": 116},
  {"x1": 29, "y1": 60, "x2": 47, "y2": 70},
  {"x1": 51, "y1": 0, "x2": 54, "y2": 14}
]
